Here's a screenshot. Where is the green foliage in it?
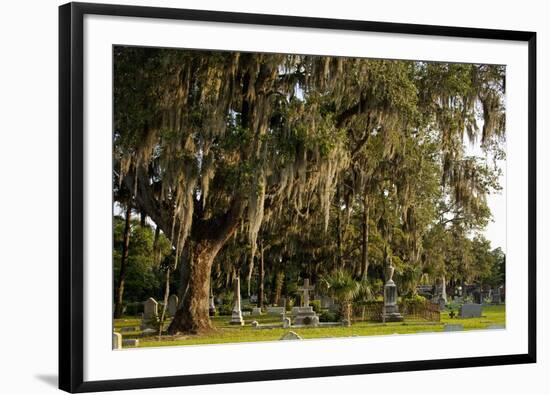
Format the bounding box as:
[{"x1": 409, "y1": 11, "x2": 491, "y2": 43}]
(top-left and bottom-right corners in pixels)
[
  {"x1": 321, "y1": 270, "x2": 361, "y2": 304},
  {"x1": 319, "y1": 310, "x2": 339, "y2": 322},
  {"x1": 113, "y1": 216, "x2": 172, "y2": 303},
  {"x1": 309, "y1": 300, "x2": 321, "y2": 313}
]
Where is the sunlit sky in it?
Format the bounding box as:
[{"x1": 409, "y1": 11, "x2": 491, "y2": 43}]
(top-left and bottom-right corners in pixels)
[{"x1": 468, "y1": 145, "x2": 506, "y2": 252}]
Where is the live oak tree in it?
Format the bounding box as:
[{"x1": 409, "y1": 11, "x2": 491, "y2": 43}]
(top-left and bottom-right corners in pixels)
[{"x1": 113, "y1": 47, "x2": 505, "y2": 333}]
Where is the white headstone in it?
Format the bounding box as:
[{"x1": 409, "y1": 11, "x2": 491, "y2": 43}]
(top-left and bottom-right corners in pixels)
[
  {"x1": 112, "y1": 332, "x2": 122, "y2": 350},
  {"x1": 143, "y1": 297, "x2": 158, "y2": 320}
]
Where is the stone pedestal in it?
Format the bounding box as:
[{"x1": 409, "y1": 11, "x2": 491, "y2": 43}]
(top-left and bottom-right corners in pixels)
[
  {"x1": 292, "y1": 306, "x2": 319, "y2": 326},
  {"x1": 383, "y1": 280, "x2": 403, "y2": 322}
]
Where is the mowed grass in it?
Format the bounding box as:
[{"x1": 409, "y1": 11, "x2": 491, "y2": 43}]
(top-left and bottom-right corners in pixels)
[{"x1": 115, "y1": 305, "x2": 505, "y2": 348}]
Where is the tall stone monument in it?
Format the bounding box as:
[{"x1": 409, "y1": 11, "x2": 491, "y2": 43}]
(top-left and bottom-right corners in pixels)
[
  {"x1": 229, "y1": 276, "x2": 244, "y2": 325},
  {"x1": 293, "y1": 279, "x2": 319, "y2": 326},
  {"x1": 383, "y1": 263, "x2": 403, "y2": 322}
]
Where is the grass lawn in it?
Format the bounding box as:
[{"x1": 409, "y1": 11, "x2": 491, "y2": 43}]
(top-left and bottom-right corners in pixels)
[{"x1": 115, "y1": 304, "x2": 505, "y2": 348}]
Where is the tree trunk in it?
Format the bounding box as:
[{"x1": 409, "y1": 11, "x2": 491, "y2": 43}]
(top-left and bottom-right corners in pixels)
[
  {"x1": 273, "y1": 270, "x2": 284, "y2": 306},
  {"x1": 114, "y1": 203, "x2": 132, "y2": 318},
  {"x1": 258, "y1": 240, "x2": 265, "y2": 308},
  {"x1": 336, "y1": 183, "x2": 343, "y2": 269},
  {"x1": 127, "y1": 168, "x2": 246, "y2": 334},
  {"x1": 168, "y1": 241, "x2": 217, "y2": 334},
  {"x1": 177, "y1": 243, "x2": 191, "y2": 304},
  {"x1": 158, "y1": 267, "x2": 171, "y2": 339},
  {"x1": 360, "y1": 193, "x2": 370, "y2": 280}
]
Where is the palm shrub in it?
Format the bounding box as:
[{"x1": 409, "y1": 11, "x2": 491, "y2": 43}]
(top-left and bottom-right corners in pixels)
[{"x1": 321, "y1": 270, "x2": 361, "y2": 326}]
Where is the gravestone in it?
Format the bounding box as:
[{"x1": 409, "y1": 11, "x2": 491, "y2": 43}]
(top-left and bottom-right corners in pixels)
[
  {"x1": 229, "y1": 276, "x2": 244, "y2": 325},
  {"x1": 143, "y1": 297, "x2": 158, "y2": 320},
  {"x1": 282, "y1": 317, "x2": 291, "y2": 328},
  {"x1": 122, "y1": 339, "x2": 139, "y2": 347},
  {"x1": 460, "y1": 303, "x2": 482, "y2": 318},
  {"x1": 266, "y1": 306, "x2": 285, "y2": 315},
  {"x1": 293, "y1": 279, "x2": 319, "y2": 326},
  {"x1": 251, "y1": 321, "x2": 259, "y2": 328},
  {"x1": 167, "y1": 295, "x2": 178, "y2": 316},
  {"x1": 141, "y1": 297, "x2": 159, "y2": 329},
  {"x1": 251, "y1": 307, "x2": 262, "y2": 316},
  {"x1": 383, "y1": 264, "x2": 403, "y2": 322},
  {"x1": 280, "y1": 331, "x2": 302, "y2": 340},
  {"x1": 443, "y1": 324, "x2": 464, "y2": 332},
  {"x1": 112, "y1": 332, "x2": 122, "y2": 350}
]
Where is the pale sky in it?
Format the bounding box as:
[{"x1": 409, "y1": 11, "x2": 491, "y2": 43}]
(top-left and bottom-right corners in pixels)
[{"x1": 465, "y1": 139, "x2": 507, "y2": 253}]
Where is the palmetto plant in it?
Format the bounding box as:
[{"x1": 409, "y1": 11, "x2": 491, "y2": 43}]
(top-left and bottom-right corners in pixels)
[{"x1": 321, "y1": 270, "x2": 361, "y2": 326}]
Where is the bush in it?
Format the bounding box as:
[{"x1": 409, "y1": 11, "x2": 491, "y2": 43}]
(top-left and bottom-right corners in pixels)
[
  {"x1": 218, "y1": 304, "x2": 233, "y2": 316},
  {"x1": 319, "y1": 310, "x2": 339, "y2": 322},
  {"x1": 309, "y1": 300, "x2": 321, "y2": 313},
  {"x1": 402, "y1": 294, "x2": 427, "y2": 307},
  {"x1": 286, "y1": 297, "x2": 296, "y2": 310},
  {"x1": 124, "y1": 302, "x2": 143, "y2": 316}
]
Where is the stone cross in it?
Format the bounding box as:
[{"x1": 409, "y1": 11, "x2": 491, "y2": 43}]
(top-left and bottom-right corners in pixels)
[{"x1": 297, "y1": 279, "x2": 314, "y2": 307}]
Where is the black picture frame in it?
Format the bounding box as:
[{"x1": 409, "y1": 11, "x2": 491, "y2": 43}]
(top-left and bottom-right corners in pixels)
[{"x1": 59, "y1": 2, "x2": 537, "y2": 393}]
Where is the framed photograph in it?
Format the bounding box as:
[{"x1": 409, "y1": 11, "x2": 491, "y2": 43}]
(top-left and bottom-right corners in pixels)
[{"x1": 59, "y1": 2, "x2": 536, "y2": 393}]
